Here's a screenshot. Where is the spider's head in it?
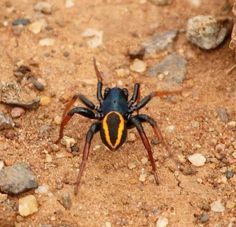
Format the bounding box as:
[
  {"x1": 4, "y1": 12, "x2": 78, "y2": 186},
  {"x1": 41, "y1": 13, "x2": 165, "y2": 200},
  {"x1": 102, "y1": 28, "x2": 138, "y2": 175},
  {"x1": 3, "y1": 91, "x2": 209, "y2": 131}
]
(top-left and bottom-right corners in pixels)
[{"x1": 100, "y1": 111, "x2": 127, "y2": 150}]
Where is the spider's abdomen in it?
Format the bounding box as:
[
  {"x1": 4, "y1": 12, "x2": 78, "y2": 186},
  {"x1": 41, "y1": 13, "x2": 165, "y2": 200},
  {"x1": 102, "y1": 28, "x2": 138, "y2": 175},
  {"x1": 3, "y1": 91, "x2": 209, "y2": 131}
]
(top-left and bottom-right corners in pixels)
[{"x1": 100, "y1": 111, "x2": 127, "y2": 150}]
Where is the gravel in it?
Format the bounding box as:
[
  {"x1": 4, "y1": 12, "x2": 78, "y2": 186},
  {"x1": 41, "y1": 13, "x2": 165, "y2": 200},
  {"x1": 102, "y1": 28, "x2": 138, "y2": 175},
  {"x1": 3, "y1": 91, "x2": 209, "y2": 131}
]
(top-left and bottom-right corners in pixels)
[
  {"x1": 12, "y1": 18, "x2": 31, "y2": 26},
  {"x1": 11, "y1": 107, "x2": 25, "y2": 118},
  {"x1": 225, "y1": 170, "x2": 234, "y2": 179},
  {"x1": 210, "y1": 200, "x2": 225, "y2": 213},
  {"x1": 34, "y1": 2, "x2": 52, "y2": 14},
  {"x1": 199, "y1": 212, "x2": 209, "y2": 223},
  {"x1": 58, "y1": 192, "x2": 72, "y2": 210},
  {"x1": 216, "y1": 107, "x2": 229, "y2": 123},
  {"x1": 188, "y1": 153, "x2": 206, "y2": 167},
  {"x1": 156, "y1": 216, "x2": 169, "y2": 227},
  {"x1": 19, "y1": 195, "x2": 38, "y2": 217},
  {"x1": 130, "y1": 59, "x2": 147, "y2": 73},
  {"x1": 0, "y1": 112, "x2": 14, "y2": 130},
  {"x1": 148, "y1": 53, "x2": 187, "y2": 85},
  {"x1": 187, "y1": 15, "x2": 233, "y2": 50},
  {"x1": 0, "y1": 163, "x2": 38, "y2": 195},
  {"x1": 39, "y1": 38, "x2": 55, "y2": 46},
  {"x1": 149, "y1": 0, "x2": 172, "y2": 6}
]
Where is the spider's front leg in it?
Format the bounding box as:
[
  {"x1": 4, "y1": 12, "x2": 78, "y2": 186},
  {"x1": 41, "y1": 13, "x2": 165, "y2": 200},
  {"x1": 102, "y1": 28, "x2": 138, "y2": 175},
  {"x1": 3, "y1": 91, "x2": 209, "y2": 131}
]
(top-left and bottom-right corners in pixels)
[
  {"x1": 129, "y1": 117, "x2": 159, "y2": 185},
  {"x1": 75, "y1": 122, "x2": 100, "y2": 195},
  {"x1": 55, "y1": 107, "x2": 98, "y2": 144}
]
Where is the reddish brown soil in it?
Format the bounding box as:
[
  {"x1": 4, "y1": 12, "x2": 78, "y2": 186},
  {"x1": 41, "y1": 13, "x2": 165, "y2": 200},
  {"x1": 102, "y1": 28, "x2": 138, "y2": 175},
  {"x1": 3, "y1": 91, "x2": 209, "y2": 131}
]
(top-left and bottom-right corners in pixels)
[{"x1": 0, "y1": 0, "x2": 236, "y2": 226}]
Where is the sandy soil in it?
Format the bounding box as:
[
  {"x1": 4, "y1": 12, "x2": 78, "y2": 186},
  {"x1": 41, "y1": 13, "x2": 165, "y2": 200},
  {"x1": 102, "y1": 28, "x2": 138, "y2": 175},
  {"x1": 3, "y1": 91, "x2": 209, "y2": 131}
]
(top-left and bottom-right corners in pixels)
[{"x1": 0, "y1": 0, "x2": 236, "y2": 226}]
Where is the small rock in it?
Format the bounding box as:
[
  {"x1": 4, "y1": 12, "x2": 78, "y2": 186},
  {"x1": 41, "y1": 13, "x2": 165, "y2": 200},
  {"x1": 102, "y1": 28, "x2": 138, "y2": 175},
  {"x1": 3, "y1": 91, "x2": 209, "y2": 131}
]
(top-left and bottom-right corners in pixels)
[
  {"x1": 35, "y1": 184, "x2": 49, "y2": 194},
  {"x1": 19, "y1": 195, "x2": 38, "y2": 217},
  {"x1": 188, "y1": 0, "x2": 201, "y2": 7},
  {"x1": 215, "y1": 143, "x2": 225, "y2": 152},
  {"x1": 115, "y1": 68, "x2": 130, "y2": 77},
  {"x1": 0, "y1": 193, "x2": 8, "y2": 202},
  {"x1": 128, "y1": 162, "x2": 136, "y2": 170},
  {"x1": 149, "y1": 0, "x2": 172, "y2": 6},
  {"x1": 232, "y1": 152, "x2": 236, "y2": 159},
  {"x1": 81, "y1": 28, "x2": 103, "y2": 48},
  {"x1": 141, "y1": 157, "x2": 148, "y2": 165},
  {"x1": 225, "y1": 170, "x2": 234, "y2": 179},
  {"x1": 216, "y1": 107, "x2": 229, "y2": 123},
  {"x1": 226, "y1": 201, "x2": 235, "y2": 209},
  {"x1": 187, "y1": 15, "x2": 233, "y2": 50},
  {"x1": 0, "y1": 161, "x2": 4, "y2": 171},
  {"x1": 156, "y1": 216, "x2": 169, "y2": 227},
  {"x1": 34, "y1": 2, "x2": 52, "y2": 14},
  {"x1": 0, "y1": 113, "x2": 14, "y2": 130},
  {"x1": 188, "y1": 153, "x2": 206, "y2": 167},
  {"x1": 54, "y1": 116, "x2": 61, "y2": 125},
  {"x1": 165, "y1": 125, "x2": 176, "y2": 133},
  {"x1": 39, "y1": 38, "x2": 55, "y2": 46},
  {"x1": 130, "y1": 59, "x2": 147, "y2": 73},
  {"x1": 58, "y1": 192, "x2": 72, "y2": 210},
  {"x1": 139, "y1": 169, "x2": 147, "y2": 182},
  {"x1": 104, "y1": 222, "x2": 112, "y2": 227},
  {"x1": 12, "y1": 18, "x2": 30, "y2": 26},
  {"x1": 199, "y1": 212, "x2": 209, "y2": 223},
  {"x1": 28, "y1": 19, "x2": 47, "y2": 34},
  {"x1": 61, "y1": 136, "x2": 76, "y2": 150},
  {"x1": 65, "y1": 0, "x2": 74, "y2": 8},
  {"x1": 227, "y1": 121, "x2": 236, "y2": 130},
  {"x1": 191, "y1": 120, "x2": 200, "y2": 128},
  {"x1": 11, "y1": 107, "x2": 25, "y2": 118},
  {"x1": 210, "y1": 200, "x2": 225, "y2": 213},
  {"x1": 45, "y1": 154, "x2": 52, "y2": 163},
  {"x1": 143, "y1": 30, "x2": 178, "y2": 54},
  {"x1": 40, "y1": 96, "x2": 51, "y2": 106},
  {"x1": 148, "y1": 53, "x2": 187, "y2": 85},
  {"x1": 0, "y1": 163, "x2": 38, "y2": 195}
]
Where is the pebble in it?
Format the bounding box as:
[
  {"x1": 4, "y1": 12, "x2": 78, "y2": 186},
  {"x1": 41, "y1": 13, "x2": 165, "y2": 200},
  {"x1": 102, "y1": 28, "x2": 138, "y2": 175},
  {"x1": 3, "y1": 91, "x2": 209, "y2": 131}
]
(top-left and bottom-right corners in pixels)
[
  {"x1": 40, "y1": 96, "x2": 51, "y2": 106},
  {"x1": 216, "y1": 107, "x2": 229, "y2": 123},
  {"x1": 227, "y1": 121, "x2": 236, "y2": 130},
  {"x1": 28, "y1": 19, "x2": 47, "y2": 34},
  {"x1": 61, "y1": 136, "x2": 76, "y2": 150},
  {"x1": 104, "y1": 222, "x2": 112, "y2": 227},
  {"x1": 188, "y1": 153, "x2": 206, "y2": 167},
  {"x1": 81, "y1": 28, "x2": 103, "y2": 48},
  {"x1": 130, "y1": 59, "x2": 146, "y2": 73},
  {"x1": 139, "y1": 169, "x2": 147, "y2": 182},
  {"x1": 226, "y1": 201, "x2": 235, "y2": 209},
  {"x1": 19, "y1": 195, "x2": 38, "y2": 217},
  {"x1": 58, "y1": 192, "x2": 72, "y2": 210},
  {"x1": 39, "y1": 38, "x2": 55, "y2": 46},
  {"x1": 148, "y1": 53, "x2": 187, "y2": 85},
  {"x1": 225, "y1": 170, "x2": 234, "y2": 179},
  {"x1": 35, "y1": 184, "x2": 49, "y2": 194},
  {"x1": 45, "y1": 154, "x2": 52, "y2": 163},
  {"x1": 0, "y1": 163, "x2": 38, "y2": 195},
  {"x1": 65, "y1": 0, "x2": 74, "y2": 8},
  {"x1": 128, "y1": 162, "x2": 136, "y2": 170},
  {"x1": 232, "y1": 152, "x2": 236, "y2": 159},
  {"x1": 188, "y1": 0, "x2": 201, "y2": 7},
  {"x1": 199, "y1": 212, "x2": 209, "y2": 223},
  {"x1": 187, "y1": 15, "x2": 233, "y2": 50},
  {"x1": 54, "y1": 115, "x2": 61, "y2": 125},
  {"x1": 149, "y1": 0, "x2": 172, "y2": 6},
  {"x1": 12, "y1": 18, "x2": 31, "y2": 26},
  {"x1": 11, "y1": 107, "x2": 25, "y2": 118},
  {"x1": 165, "y1": 125, "x2": 176, "y2": 133},
  {"x1": 141, "y1": 157, "x2": 148, "y2": 165},
  {"x1": 215, "y1": 143, "x2": 225, "y2": 152},
  {"x1": 115, "y1": 68, "x2": 130, "y2": 77},
  {"x1": 0, "y1": 161, "x2": 4, "y2": 171},
  {"x1": 0, "y1": 193, "x2": 8, "y2": 202},
  {"x1": 210, "y1": 200, "x2": 225, "y2": 213},
  {"x1": 143, "y1": 30, "x2": 178, "y2": 54},
  {"x1": 34, "y1": 2, "x2": 52, "y2": 14},
  {"x1": 156, "y1": 216, "x2": 169, "y2": 227},
  {"x1": 0, "y1": 112, "x2": 15, "y2": 130}
]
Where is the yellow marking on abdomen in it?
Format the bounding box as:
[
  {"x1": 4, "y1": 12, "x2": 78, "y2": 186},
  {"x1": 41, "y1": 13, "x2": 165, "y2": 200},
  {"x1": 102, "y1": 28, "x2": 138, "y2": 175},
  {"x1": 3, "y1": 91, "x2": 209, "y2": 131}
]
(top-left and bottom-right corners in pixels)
[{"x1": 102, "y1": 111, "x2": 125, "y2": 149}]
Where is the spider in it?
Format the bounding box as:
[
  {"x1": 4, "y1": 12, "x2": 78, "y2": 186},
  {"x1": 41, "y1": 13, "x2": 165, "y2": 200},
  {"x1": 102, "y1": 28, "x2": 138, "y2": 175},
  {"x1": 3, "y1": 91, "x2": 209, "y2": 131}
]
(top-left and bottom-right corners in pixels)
[{"x1": 56, "y1": 58, "x2": 180, "y2": 195}]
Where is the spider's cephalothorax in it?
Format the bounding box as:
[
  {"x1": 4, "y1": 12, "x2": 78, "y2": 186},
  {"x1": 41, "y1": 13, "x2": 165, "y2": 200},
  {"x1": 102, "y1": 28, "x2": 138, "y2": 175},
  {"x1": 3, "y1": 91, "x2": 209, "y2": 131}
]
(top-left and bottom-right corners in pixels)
[{"x1": 56, "y1": 58, "x2": 180, "y2": 195}]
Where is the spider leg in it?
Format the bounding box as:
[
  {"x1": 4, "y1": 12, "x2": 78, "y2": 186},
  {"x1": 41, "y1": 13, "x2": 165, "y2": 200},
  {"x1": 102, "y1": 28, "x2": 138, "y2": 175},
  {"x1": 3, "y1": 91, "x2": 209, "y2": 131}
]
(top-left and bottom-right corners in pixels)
[
  {"x1": 129, "y1": 117, "x2": 159, "y2": 185},
  {"x1": 78, "y1": 94, "x2": 98, "y2": 110},
  {"x1": 130, "y1": 90, "x2": 182, "y2": 112},
  {"x1": 93, "y1": 58, "x2": 103, "y2": 104},
  {"x1": 75, "y1": 122, "x2": 100, "y2": 195},
  {"x1": 136, "y1": 114, "x2": 169, "y2": 155},
  {"x1": 55, "y1": 107, "x2": 98, "y2": 144},
  {"x1": 128, "y1": 83, "x2": 140, "y2": 107}
]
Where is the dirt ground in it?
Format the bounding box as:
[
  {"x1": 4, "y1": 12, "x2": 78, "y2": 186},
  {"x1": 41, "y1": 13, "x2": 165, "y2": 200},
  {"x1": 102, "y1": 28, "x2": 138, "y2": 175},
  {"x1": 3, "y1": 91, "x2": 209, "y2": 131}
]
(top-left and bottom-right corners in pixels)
[{"x1": 0, "y1": 0, "x2": 236, "y2": 226}]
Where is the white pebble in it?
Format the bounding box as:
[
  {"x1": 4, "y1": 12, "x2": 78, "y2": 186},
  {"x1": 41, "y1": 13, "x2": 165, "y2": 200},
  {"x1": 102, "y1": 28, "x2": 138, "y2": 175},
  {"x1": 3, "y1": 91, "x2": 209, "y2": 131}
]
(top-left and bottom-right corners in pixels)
[
  {"x1": 128, "y1": 162, "x2": 136, "y2": 170},
  {"x1": 188, "y1": 153, "x2": 206, "y2": 167},
  {"x1": 28, "y1": 19, "x2": 47, "y2": 34},
  {"x1": 139, "y1": 169, "x2": 147, "y2": 182},
  {"x1": 61, "y1": 136, "x2": 76, "y2": 150},
  {"x1": 210, "y1": 200, "x2": 225, "y2": 213},
  {"x1": 81, "y1": 28, "x2": 103, "y2": 48},
  {"x1": 104, "y1": 222, "x2": 112, "y2": 227},
  {"x1": 19, "y1": 195, "x2": 38, "y2": 217},
  {"x1": 34, "y1": 2, "x2": 52, "y2": 14},
  {"x1": 188, "y1": 0, "x2": 201, "y2": 7},
  {"x1": 65, "y1": 0, "x2": 74, "y2": 8},
  {"x1": 130, "y1": 59, "x2": 147, "y2": 73},
  {"x1": 156, "y1": 216, "x2": 169, "y2": 227},
  {"x1": 228, "y1": 121, "x2": 236, "y2": 129},
  {"x1": 35, "y1": 184, "x2": 49, "y2": 194},
  {"x1": 165, "y1": 125, "x2": 175, "y2": 133},
  {"x1": 39, "y1": 38, "x2": 55, "y2": 46}
]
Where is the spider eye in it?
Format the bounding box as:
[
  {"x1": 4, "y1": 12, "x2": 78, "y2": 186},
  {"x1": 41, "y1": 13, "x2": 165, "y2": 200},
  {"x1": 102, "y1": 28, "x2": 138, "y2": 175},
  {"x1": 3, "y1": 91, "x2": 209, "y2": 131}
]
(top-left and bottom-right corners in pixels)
[
  {"x1": 122, "y1": 88, "x2": 128, "y2": 99},
  {"x1": 104, "y1": 88, "x2": 110, "y2": 97}
]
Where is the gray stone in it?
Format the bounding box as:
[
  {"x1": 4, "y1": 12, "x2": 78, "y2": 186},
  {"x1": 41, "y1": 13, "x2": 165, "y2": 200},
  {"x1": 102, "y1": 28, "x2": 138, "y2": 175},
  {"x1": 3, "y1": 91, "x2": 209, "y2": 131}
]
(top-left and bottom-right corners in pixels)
[
  {"x1": 12, "y1": 18, "x2": 31, "y2": 26},
  {"x1": 58, "y1": 192, "x2": 72, "y2": 210},
  {"x1": 143, "y1": 30, "x2": 178, "y2": 54},
  {"x1": 199, "y1": 212, "x2": 209, "y2": 223},
  {"x1": 187, "y1": 15, "x2": 233, "y2": 50},
  {"x1": 216, "y1": 107, "x2": 229, "y2": 123},
  {"x1": 148, "y1": 53, "x2": 187, "y2": 85},
  {"x1": 0, "y1": 163, "x2": 38, "y2": 195},
  {"x1": 0, "y1": 112, "x2": 14, "y2": 130}
]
